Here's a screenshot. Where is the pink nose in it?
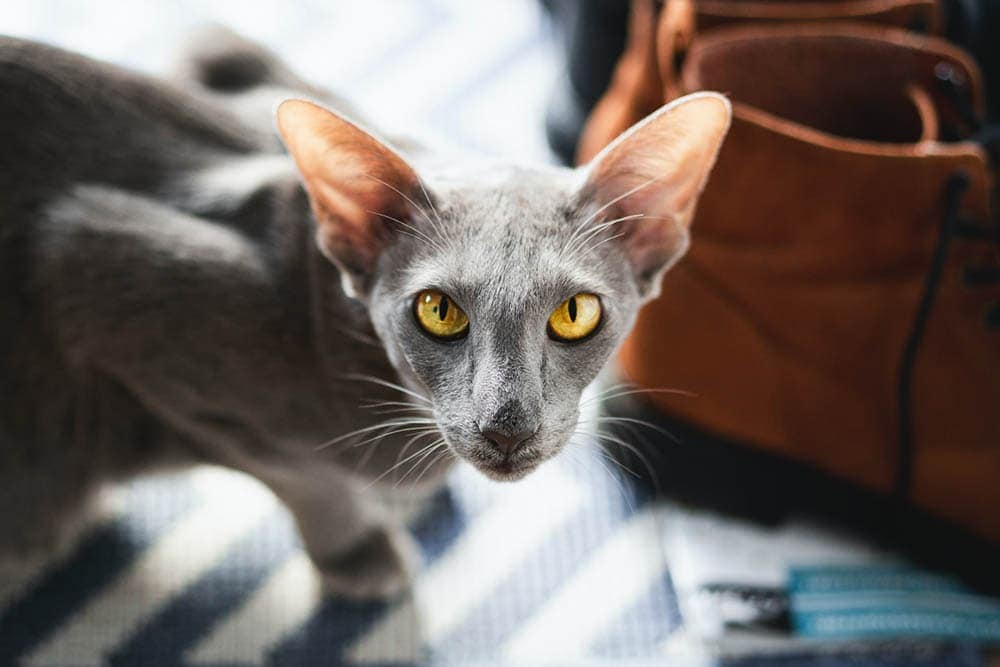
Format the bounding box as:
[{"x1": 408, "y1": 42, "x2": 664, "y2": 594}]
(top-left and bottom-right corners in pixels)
[{"x1": 480, "y1": 428, "x2": 533, "y2": 455}]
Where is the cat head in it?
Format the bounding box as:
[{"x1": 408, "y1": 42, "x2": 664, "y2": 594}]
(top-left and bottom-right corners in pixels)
[{"x1": 277, "y1": 94, "x2": 730, "y2": 481}]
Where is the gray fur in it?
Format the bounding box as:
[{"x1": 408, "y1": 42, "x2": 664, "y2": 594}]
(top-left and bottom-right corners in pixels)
[{"x1": 0, "y1": 29, "x2": 687, "y2": 598}]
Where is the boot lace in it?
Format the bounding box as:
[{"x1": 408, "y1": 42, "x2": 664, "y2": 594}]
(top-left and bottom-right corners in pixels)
[{"x1": 895, "y1": 74, "x2": 999, "y2": 495}]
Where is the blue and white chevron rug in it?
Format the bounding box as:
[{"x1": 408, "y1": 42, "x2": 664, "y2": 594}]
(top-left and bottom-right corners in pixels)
[{"x1": 1, "y1": 439, "x2": 680, "y2": 665}]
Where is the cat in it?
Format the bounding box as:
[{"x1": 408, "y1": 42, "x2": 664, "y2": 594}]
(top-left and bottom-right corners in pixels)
[{"x1": 0, "y1": 28, "x2": 730, "y2": 598}]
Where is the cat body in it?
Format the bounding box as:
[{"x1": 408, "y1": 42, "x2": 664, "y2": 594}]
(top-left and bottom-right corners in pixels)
[{"x1": 0, "y1": 30, "x2": 730, "y2": 596}]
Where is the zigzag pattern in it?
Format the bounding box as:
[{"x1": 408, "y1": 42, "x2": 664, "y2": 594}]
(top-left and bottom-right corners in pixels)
[{"x1": 0, "y1": 445, "x2": 678, "y2": 665}]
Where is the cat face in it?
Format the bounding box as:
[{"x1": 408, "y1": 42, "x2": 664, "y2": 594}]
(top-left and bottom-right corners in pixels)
[
  {"x1": 277, "y1": 95, "x2": 730, "y2": 480},
  {"x1": 364, "y1": 166, "x2": 641, "y2": 479}
]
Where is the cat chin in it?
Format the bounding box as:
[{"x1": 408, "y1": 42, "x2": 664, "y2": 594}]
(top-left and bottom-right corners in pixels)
[
  {"x1": 466, "y1": 451, "x2": 550, "y2": 482},
  {"x1": 474, "y1": 462, "x2": 537, "y2": 483}
]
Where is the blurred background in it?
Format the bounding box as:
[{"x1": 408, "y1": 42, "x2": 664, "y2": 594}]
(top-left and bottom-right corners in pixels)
[{"x1": 3, "y1": 0, "x2": 558, "y2": 160}]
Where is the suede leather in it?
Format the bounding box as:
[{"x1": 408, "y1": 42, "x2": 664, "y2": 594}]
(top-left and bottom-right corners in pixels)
[
  {"x1": 578, "y1": 0, "x2": 946, "y2": 161},
  {"x1": 696, "y1": 0, "x2": 942, "y2": 32},
  {"x1": 579, "y1": 5, "x2": 1000, "y2": 543}
]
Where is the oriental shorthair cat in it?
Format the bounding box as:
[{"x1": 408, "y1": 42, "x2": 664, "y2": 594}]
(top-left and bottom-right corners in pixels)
[{"x1": 0, "y1": 29, "x2": 730, "y2": 597}]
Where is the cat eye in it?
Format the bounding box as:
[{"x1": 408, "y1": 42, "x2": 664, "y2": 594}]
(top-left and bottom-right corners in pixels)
[
  {"x1": 548, "y1": 293, "x2": 602, "y2": 342},
  {"x1": 414, "y1": 289, "x2": 470, "y2": 340}
]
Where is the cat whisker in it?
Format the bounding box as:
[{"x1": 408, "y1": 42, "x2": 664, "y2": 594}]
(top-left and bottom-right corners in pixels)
[
  {"x1": 392, "y1": 429, "x2": 441, "y2": 471},
  {"x1": 581, "y1": 427, "x2": 662, "y2": 495},
  {"x1": 364, "y1": 438, "x2": 446, "y2": 489},
  {"x1": 579, "y1": 385, "x2": 697, "y2": 408},
  {"x1": 593, "y1": 415, "x2": 680, "y2": 444},
  {"x1": 395, "y1": 439, "x2": 449, "y2": 488},
  {"x1": 348, "y1": 423, "x2": 438, "y2": 450},
  {"x1": 575, "y1": 230, "x2": 627, "y2": 258},
  {"x1": 567, "y1": 211, "x2": 675, "y2": 263},
  {"x1": 590, "y1": 437, "x2": 642, "y2": 480},
  {"x1": 562, "y1": 175, "x2": 659, "y2": 256},
  {"x1": 416, "y1": 174, "x2": 445, "y2": 229},
  {"x1": 410, "y1": 445, "x2": 454, "y2": 487},
  {"x1": 583, "y1": 381, "x2": 633, "y2": 401},
  {"x1": 359, "y1": 399, "x2": 433, "y2": 410},
  {"x1": 340, "y1": 374, "x2": 433, "y2": 405},
  {"x1": 365, "y1": 174, "x2": 452, "y2": 250},
  {"x1": 563, "y1": 212, "x2": 645, "y2": 258},
  {"x1": 355, "y1": 426, "x2": 439, "y2": 472},
  {"x1": 359, "y1": 399, "x2": 435, "y2": 416},
  {"x1": 590, "y1": 448, "x2": 638, "y2": 514},
  {"x1": 561, "y1": 438, "x2": 635, "y2": 513},
  {"x1": 581, "y1": 175, "x2": 660, "y2": 229},
  {"x1": 315, "y1": 416, "x2": 435, "y2": 451},
  {"x1": 364, "y1": 174, "x2": 435, "y2": 226},
  {"x1": 368, "y1": 210, "x2": 446, "y2": 254}
]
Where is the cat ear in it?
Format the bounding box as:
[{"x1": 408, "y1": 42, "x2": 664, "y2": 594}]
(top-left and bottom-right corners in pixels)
[
  {"x1": 580, "y1": 92, "x2": 731, "y2": 300},
  {"x1": 276, "y1": 98, "x2": 423, "y2": 298}
]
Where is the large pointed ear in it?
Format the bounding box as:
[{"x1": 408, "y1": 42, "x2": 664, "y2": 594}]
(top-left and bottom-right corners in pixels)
[
  {"x1": 580, "y1": 92, "x2": 731, "y2": 300},
  {"x1": 276, "y1": 99, "x2": 424, "y2": 298}
]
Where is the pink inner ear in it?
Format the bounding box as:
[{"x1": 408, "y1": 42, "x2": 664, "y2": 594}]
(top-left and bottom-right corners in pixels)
[
  {"x1": 580, "y1": 93, "x2": 731, "y2": 291},
  {"x1": 584, "y1": 93, "x2": 730, "y2": 224},
  {"x1": 277, "y1": 99, "x2": 423, "y2": 275}
]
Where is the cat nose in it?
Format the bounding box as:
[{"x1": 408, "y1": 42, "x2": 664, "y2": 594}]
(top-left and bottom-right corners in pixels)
[{"x1": 480, "y1": 428, "x2": 534, "y2": 456}]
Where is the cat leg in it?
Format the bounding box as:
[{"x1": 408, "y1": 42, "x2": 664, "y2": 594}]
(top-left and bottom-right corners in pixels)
[
  {"x1": 263, "y1": 468, "x2": 420, "y2": 599},
  {"x1": 0, "y1": 463, "x2": 99, "y2": 565}
]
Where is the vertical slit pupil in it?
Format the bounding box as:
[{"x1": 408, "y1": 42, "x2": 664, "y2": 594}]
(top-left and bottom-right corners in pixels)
[
  {"x1": 568, "y1": 297, "x2": 577, "y2": 322},
  {"x1": 438, "y1": 295, "x2": 450, "y2": 321}
]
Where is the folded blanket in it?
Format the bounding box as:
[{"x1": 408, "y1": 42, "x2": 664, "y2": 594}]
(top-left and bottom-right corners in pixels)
[{"x1": 659, "y1": 505, "x2": 1000, "y2": 656}]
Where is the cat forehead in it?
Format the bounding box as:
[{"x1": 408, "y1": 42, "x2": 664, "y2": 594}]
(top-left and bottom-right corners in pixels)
[
  {"x1": 397, "y1": 221, "x2": 614, "y2": 310},
  {"x1": 389, "y1": 162, "x2": 619, "y2": 302}
]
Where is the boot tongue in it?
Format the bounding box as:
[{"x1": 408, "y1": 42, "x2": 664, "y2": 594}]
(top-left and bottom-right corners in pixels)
[{"x1": 681, "y1": 26, "x2": 976, "y2": 144}]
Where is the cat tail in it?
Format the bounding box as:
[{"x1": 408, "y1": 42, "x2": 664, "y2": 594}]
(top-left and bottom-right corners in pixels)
[{"x1": 172, "y1": 26, "x2": 357, "y2": 107}]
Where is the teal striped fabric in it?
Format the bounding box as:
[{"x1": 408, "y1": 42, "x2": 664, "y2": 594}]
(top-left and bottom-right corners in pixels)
[{"x1": 790, "y1": 566, "x2": 1000, "y2": 642}]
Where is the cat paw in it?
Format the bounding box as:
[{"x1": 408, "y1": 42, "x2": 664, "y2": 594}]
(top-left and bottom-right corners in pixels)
[{"x1": 316, "y1": 525, "x2": 420, "y2": 600}]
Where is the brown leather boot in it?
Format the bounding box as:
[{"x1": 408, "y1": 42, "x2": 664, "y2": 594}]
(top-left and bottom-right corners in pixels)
[
  {"x1": 577, "y1": 0, "x2": 946, "y2": 162},
  {"x1": 693, "y1": 0, "x2": 942, "y2": 32},
  {"x1": 593, "y1": 24, "x2": 1000, "y2": 545}
]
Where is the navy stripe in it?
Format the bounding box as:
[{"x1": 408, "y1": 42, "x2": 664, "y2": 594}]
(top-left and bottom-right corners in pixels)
[
  {"x1": 433, "y1": 454, "x2": 653, "y2": 658},
  {"x1": 268, "y1": 488, "x2": 464, "y2": 666},
  {"x1": 0, "y1": 478, "x2": 200, "y2": 664},
  {"x1": 408, "y1": 486, "x2": 466, "y2": 562},
  {"x1": 591, "y1": 570, "x2": 682, "y2": 658},
  {"x1": 107, "y1": 508, "x2": 298, "y2": 667},
  {"x1": 721, "y1": 643, "x2": 984, "y2": 667}
]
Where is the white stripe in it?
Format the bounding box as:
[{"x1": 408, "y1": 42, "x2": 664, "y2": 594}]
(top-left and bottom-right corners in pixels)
[
  {"x1": 25, "y1": 468, "x2": 277, "y2": 667},
  {"x1": 186, "y1": 552, "x2": 321, "y2": 664},
  {"x1": 502, "y1": 507, "x2": 670, "y2": 660},
  {"x1": 348, "y1": 466, "x2": 584, "y2": 662}
]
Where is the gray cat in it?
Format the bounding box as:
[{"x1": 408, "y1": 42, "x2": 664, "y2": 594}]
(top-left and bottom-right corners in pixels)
[{"x1": 0, "y1": 29, "x2": 729, "y2": 598}]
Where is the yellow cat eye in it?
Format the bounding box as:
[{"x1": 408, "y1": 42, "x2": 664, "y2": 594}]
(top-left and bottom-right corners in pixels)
[
  {"x1": 548, "y1": 293, "x2": 602, "y2": 342},
  {"x1": 414, "y1": 289, "x2": 470, "y2": 340}
]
